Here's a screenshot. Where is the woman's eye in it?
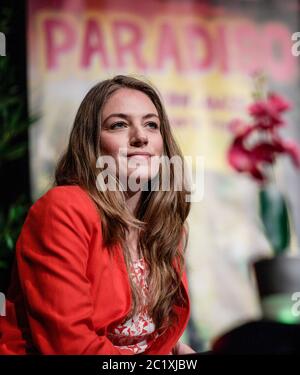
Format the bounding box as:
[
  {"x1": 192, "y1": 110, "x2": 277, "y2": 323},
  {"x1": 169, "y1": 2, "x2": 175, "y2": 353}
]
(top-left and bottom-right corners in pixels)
[
  {"x1": 110, "y1": 122, "x2": 127, "y2": 129},
  {"x1": 146, "y1": 122, "x2": 159, "y2": 129}
]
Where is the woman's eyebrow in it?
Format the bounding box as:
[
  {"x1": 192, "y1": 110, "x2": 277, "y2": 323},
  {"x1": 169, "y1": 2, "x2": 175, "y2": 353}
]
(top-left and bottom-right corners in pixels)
[{"x1": 102, "y1": 113, "x2": 159, "y2": 124}]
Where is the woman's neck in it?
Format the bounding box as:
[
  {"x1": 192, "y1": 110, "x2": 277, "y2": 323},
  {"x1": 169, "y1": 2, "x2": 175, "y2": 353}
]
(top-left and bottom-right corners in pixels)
[
  {"x1": 125, "y1": 190, "x2": 142, "y2": 216},
  {"x1": 124, "y1": 190, "x2": 143, "y2": 261}
]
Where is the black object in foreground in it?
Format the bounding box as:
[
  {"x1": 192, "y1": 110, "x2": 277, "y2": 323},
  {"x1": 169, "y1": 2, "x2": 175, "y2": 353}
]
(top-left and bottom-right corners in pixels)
[{"x1": 212, "y1": 320, "x2": 300, "y2": 354}]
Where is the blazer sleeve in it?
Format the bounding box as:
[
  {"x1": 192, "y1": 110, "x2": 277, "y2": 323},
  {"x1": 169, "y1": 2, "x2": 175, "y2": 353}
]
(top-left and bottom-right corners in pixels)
[{"x1": 16, "y1": 186, "x2": 135, "y2": 355}]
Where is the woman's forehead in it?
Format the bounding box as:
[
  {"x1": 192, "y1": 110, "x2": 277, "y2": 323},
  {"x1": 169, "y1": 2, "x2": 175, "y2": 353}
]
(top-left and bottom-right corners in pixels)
[{"x1": 102, "y1": 88, "x2": 158, "y2": 119}]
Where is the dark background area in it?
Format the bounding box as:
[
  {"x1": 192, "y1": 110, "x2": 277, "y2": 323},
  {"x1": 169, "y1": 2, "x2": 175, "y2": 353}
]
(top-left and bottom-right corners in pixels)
[
  {"x1": 1, "y1": 0, "x2": 30, "y2": 209},
  {"x1": 0, "y1": 0, "x2": 30, "y2": 292}
]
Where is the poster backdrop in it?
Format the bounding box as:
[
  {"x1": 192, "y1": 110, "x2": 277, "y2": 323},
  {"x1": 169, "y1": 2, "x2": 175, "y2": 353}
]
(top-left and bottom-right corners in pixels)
[{"x1": 28, "y1": 0, "x2": 300, "y2": 349}]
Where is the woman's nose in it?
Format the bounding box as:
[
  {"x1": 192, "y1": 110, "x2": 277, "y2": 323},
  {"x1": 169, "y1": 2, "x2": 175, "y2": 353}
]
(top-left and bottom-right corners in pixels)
[{"x1": 129, "y1": 127, "x2": 148, "y2": 146}]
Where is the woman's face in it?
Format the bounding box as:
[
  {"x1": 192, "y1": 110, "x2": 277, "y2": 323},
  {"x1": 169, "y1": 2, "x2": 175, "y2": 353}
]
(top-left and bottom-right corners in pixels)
[{"x1": 100, "y1": 88, "x2": 164, "y2": 190}]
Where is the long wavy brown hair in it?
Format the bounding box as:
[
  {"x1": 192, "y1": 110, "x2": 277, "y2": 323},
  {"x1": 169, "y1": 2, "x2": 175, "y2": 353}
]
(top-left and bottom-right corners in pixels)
[{"x1": 54, "y1": 75, "x2": 191, "y2": 333}]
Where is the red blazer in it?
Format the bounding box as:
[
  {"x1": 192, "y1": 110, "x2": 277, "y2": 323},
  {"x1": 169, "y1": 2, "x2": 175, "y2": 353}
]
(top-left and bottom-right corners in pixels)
[{"x1": 0, "y1": 185, "x2": 190, "y2": 354}]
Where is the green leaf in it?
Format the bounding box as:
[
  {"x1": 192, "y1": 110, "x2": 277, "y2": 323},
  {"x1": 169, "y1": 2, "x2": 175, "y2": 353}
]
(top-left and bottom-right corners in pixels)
[
  {"x1": 8, "y1": 203, "x2": 27, "y2": 223},
  {"x1": 259, "y1": 185, "x2": 291, "y2": 255},
  {"x1": 4, "y1": 233, "x2": 14, "y2": 250},
  {"x1": 0, "y1": 260, "x2": 9, "y2": 269},
  {"x1": 2, "y1": 144, "x2": 27, "y2": 161}
]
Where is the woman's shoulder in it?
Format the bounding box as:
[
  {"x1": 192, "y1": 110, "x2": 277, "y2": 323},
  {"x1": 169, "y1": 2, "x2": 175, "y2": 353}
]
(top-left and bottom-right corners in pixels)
[
  {"x1": 29, "y1": 185, "x2": 100, "y2": 223},
  {"x1": 38, "y1": 185, "x2": 91, "y2": 202}
]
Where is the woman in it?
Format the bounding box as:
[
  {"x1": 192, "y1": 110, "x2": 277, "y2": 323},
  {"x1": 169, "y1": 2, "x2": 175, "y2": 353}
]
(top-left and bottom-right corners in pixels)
[{"x1": 0, "y1": 75, "x2": 195, "y2": 355}]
